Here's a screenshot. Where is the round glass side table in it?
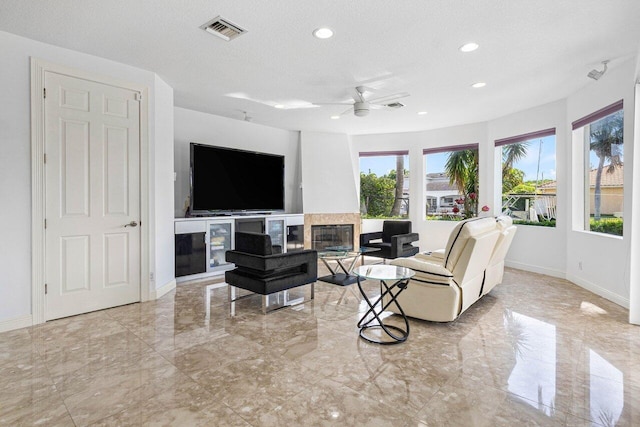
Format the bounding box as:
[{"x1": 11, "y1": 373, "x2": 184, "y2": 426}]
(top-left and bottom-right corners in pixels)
[{"x1": 353, "y1": 265, "x2": 415, "y2": 345}]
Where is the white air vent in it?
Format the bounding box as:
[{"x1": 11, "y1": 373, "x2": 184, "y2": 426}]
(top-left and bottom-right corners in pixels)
[
  {"x1": 385, "y1": 102, "x2": 405, "y2": 109},
  {"x1": 201, "y1": 16, "x2": 246, "y2": 41}
]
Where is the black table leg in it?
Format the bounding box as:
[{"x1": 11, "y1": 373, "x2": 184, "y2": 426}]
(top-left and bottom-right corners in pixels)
[{"x1": 356, "y1": 277, "x2": 410, "y2": 344}]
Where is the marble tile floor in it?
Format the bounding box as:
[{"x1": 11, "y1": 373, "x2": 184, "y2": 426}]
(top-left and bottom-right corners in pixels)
[{"x1": 1, "y1": 267, "x2": 640, "y2": 426}]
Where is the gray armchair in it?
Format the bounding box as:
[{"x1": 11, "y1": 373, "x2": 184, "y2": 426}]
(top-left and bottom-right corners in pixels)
[
  {"x1": 225, "y1": 232, "x2": 317, "y2": 313},
  {"x1": 359, "y1": 220, "x2": 419, "y2": 261}
]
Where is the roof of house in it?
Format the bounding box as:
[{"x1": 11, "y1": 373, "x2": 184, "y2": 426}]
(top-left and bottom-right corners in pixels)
[
  {"x1": 426, "y1": 180, "x2": 458, "y2": 192},
  {"x1": 538, "y1": 163, "x2": 624, "y2": 189}
]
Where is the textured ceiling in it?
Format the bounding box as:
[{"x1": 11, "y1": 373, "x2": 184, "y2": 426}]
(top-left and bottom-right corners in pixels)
[{"x1": 1, "y1": 0, "x2": 639, "y2": 135}]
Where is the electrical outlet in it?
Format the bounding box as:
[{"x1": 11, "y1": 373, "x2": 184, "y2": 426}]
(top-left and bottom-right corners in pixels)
[{"x1": 578, "y1": 261, "x2": 583, "y2": 271}]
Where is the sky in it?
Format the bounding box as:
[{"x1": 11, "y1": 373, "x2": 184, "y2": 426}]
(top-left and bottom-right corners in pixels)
[{"x1": 359, "y1": 135, "x2": 558, "y2": 183}]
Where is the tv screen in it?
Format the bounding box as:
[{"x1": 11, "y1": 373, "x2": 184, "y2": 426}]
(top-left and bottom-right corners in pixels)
[{"x1": 190, "y1": 143, "x2": 285, "y2": 213}]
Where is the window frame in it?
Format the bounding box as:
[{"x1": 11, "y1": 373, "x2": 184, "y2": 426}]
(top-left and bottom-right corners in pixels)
[
  {"x1": 423, "y1": 143, "x2": 479, "y2": 221},
  {"x1": 494, "y1": 128, "x2": 557, "y2": 227},
  {"x1": 358, "y1": 150, "x2": 410, "y2": 219},
  {"x1": 571, "y1": 100, "x2": 624, "y2": 237}
]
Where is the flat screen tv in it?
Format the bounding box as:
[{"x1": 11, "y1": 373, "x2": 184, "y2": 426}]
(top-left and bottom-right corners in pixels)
[{"x1": 190, "y1": 143, "x2": 285, "y2": 214}]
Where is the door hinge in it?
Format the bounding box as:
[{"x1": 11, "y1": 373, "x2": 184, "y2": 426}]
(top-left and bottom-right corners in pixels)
[
  {"x1": 43, "y1": 88, "x2": 46, "y2": 99},
  {"x1": 44, "y1": 219, "x2": 47, "y2": 229},
  {"x1": 135, "y1": 92, "x2": 142, "y2": 101},
  {"x1": 45, "y1": 284, "x2": 48, "y2": 294},
  {"x1": 44, "y1": 153, "x2": 47, "y2": 164}
]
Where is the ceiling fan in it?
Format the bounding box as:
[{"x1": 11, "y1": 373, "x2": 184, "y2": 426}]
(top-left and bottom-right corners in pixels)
[{"x1": 316, "y1": 86, "x2": 410, "y2": 117}]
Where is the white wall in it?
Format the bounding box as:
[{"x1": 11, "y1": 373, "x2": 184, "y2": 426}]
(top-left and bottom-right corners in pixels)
[
  {"x1": 152, "y1": 76, "x2": 175, "y2": 291},
  {"x1": 300, "y1": 132, "x2": 359, "y2": 214},
  {"x1": 173, "y1": 107, "x2": 302, "y2": 217},
  {"x1": 487, "y1": 100, "x2": 568, "y2": 277},
  {"x1": 0, "y1": 31, "x2": 173, "y2": 326},
  {"x1": 565, "y1": 59, "x2": 636, "y2": 307}
]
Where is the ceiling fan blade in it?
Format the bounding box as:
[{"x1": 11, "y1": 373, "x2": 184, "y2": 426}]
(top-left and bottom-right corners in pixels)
[
  {"x1": 340, "y1": 107, "x2": 354, "y2": 116},
  {"x1": 314, "y1": 102, "x2": 352, "y2": 106},
  {"x1": 353, "y1": 86, "x2": 368, "y2": 102},
  {"x1": 368, "y1": 92, "x2": 410, "y2": 105}
]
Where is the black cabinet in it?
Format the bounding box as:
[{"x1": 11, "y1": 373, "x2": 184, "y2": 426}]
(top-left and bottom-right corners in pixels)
[{"x1": 175, "y1": 232, "x2": 206, "y2": 277}]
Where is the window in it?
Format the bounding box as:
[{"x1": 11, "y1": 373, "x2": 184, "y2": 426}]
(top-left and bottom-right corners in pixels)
[
  {"x1": 495, "y1": 129, "x2": 557, "y2": 227},
  {"x1": 359, "y1": 151, "x2": 409, "y2": 219},
  {"x1": 424, "y1": 144, "x2": 479, "y2": 220},
  {"x1": 572, "y1": 101, "x2": 624, "y2": 236}
]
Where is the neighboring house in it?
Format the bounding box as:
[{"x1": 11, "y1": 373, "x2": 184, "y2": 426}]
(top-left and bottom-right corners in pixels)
[
  {"x1": 539, "y1": 163, "x2": 623, "y2": 215},
  {"x1": 425, "y1": 173, "x2": 462, "y2": 213}
]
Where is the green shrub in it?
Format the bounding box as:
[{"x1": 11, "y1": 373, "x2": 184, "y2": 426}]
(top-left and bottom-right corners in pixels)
[
  {"x1": 589, "y1": 218, "x2": 623, "y2": 236},
  {"x1": 513, "y1": 219, "x2": 556, "y2": 227},
  {"x1": 425, "y1": 215, "x2": 466, "y2": 221}
]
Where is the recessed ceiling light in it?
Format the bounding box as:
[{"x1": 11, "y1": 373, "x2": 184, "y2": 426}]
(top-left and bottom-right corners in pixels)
[
  {"x1": 459, "y1": 42, "x2": 479, "y2": 52},
  {"x1": 330, "y1": 115, "x2": 340, "y2": 120},
  {"x1": 471, "y1": 82, "x2": 486, "y2": 88},
  {"x1": 313, "y1": 27, "x2": 334, "y2": 39},
  {"x1": 417, "y1": 111, "x2": 428, "y2": 115},
  {"x1": 274, "y1": 104, "x2": 285, "y2": 109}
]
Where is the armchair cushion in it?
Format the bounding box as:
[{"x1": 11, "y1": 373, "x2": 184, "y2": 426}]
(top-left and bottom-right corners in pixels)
[
  {"x1": 391, "y1": 257, "x2": 453, "y2": 285},
  {"x1": 225, "y1": 232, "x2": 318, "y2": 297},
  {"x1": 360, "y1": 221, "x2": 419, "y2": 260},
  {"x1": 234, "y1": 231, "x2": 273, "y2": 256},
  {"x1": 443, "y1": 217, "x2": 498, "y2": 271},
  {"x1": 382, "y1": 220, "x2": 412, "y2": 243},
  {"x1": 226, "y1": 250, "x2": 317, "y2": 273}
]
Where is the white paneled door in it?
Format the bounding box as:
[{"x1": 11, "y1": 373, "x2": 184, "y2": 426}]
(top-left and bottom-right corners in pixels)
[{"x1": 44, "y1": 71, "x2": 141, "y2": 320}]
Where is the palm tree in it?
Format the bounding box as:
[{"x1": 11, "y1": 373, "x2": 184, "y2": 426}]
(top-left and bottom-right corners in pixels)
[
  {"x1": 590, "y1": 112, "x2": 623, "y2": 220},
  {"x1": 390, "y1": 155, "x2": 405, "y2": 216},
  {"x1": 445, "y1": 149, "x2": 478, "y2": 216},
  {"x1": 502, "y1": 142, "x2": 529, "y2": 181}
]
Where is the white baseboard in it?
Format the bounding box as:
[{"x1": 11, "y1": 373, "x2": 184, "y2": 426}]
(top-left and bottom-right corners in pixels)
[
  {"x1": 505, "y1": 261, "x2": 629, "y2": 310},
  {"x1": 566, "y1": 274, "x2": 630, "y2": 309},
  {"x1": 150, "y1": 278, "x2": 176, "y2": 300},
  {"x1": 505, "y1": 260, "x2": 566, "y2": 279},
  {"x1": 0, "y1": 314, "x2": 33, "y2": 333}
]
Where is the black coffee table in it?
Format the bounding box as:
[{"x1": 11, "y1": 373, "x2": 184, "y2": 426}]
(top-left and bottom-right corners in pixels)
[
  {"x1": 317, "y1": 247, "x2": 381, "y2": 286},
  {"x1": 353, "y1": 265, "x2": 415, "y2": 345}
]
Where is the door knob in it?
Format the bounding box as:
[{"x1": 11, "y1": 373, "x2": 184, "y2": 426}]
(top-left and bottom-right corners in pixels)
[{"x1": 124, "y1": 221, "x2": 138, "y2": 227}]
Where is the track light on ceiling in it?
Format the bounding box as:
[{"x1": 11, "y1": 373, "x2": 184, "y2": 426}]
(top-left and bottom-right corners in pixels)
[{"x1": 587, "y1": 60, "x2": 609, "y2": 80}]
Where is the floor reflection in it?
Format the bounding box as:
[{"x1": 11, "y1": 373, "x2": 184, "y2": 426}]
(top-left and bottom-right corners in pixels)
[
  {"x1": 4, "y1": 268, "x2": 639, "y2": 425},
  {"x1": 504, "y1": 310, "x2": 557, "y2": 416},
  {"x1": 589, "y1": 349, "x2": 623, "y2": 426}
]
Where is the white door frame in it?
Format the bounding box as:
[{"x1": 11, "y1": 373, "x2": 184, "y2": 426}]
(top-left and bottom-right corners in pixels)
[{"x1": 30, "y1": 58, "x2": 150, "y2": 325}]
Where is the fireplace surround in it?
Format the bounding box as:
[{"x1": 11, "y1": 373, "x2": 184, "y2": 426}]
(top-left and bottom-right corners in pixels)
[{"x1": 304, "y1": 213, "x2": 361, "y2": 251}]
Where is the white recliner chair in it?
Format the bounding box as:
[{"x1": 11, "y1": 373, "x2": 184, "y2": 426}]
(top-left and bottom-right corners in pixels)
[
  {"x1": 388, "y1": 217, "x2": 501, "y2": 322},
  {"x1": 481, "y1": 216, "x2": 517, "y2": 296}
]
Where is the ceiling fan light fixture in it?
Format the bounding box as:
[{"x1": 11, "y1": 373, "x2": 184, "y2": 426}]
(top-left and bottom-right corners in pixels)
[
  {"x1": 418, "y1": 111, "x2": 428, "y2": 115},
  {"x1": 330, "y1": 115, "x2": 340, "y2": 120},
  {"x1": 274, "y1": 104, "x2": 285, "y2": 109},
  {"x1": 353, "y1": 101, "x2": 370, "y2": 117},
  {"x1": 313, "y1": 27, "x2": 334, "y2": 39},
  {"x1": 471, "y1": 82, "x2": 486, "y2": 88},
  {"x1": 459, "y1": 42, "x2": 479, "y2": 52}
]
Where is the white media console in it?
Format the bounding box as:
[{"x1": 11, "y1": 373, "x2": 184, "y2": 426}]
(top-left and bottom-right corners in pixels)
[{"x1": 174, "y1": 213, "x2": 304, "y2": 283}]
